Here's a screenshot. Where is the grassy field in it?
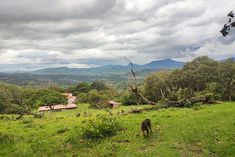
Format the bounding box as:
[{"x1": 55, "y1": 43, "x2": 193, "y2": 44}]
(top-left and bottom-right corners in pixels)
[{"x1": 0, "y1": 102, "x2": 235, "y2": 157}]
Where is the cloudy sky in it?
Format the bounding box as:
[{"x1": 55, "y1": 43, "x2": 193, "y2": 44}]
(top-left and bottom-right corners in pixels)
[{"x1": 0, "y1": 0, "x2": 235, "y2": 71}]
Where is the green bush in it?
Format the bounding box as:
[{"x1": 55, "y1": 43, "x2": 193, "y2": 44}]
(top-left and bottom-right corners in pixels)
[
  {"x1": 81, "y1": 116, "x2": 122, "y2": 140},
  {"x1": 90, "y1": 80, "x2": 109, "y2": 91},
  {"x1": 86, "y1": 90, "x2": 109, "y2": 108},
  {"x1": 77, "y1": 93, "x2": 89, "y2": 103}
]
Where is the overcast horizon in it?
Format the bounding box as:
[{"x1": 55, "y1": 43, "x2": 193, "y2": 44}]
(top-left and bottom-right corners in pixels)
[{"x1": 0, "y1": 0, "x2": 235, "y2": 72}]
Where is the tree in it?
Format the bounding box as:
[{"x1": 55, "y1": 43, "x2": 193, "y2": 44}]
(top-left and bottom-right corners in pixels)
[
  {"x1": 0, "y1": 83, "x2": 37, "y2": 116},
  {"x1": 75, "y1": 82, "x2": 90, "y2": 93},
  {"x1": 86, "y1": 90, "x2": 109, "y2": 108},
  {"x1": 47, "y1": 86, "x2": 65, "y2": 93},
  {"x1": 217, "y1": 60, "x2": 235, "y2": 101},
  {"x1": 32, "y1": 89, "x2": 67, "y2": 110},
  {"x1": 90, "y1": 80, "x2": 109, "y2": 91},
  {"x1": 168, "y1": 56, "x2": 218, "y2": 92},
  {"x1": 143, "y1": 71, "x2": 170, "y2": 102},
  {"x1": 0, "y1": 87, "x2": 13, "y2": 113},
  {"x1": 205, "y1": 82, "x2": 222, "y2": 100}
]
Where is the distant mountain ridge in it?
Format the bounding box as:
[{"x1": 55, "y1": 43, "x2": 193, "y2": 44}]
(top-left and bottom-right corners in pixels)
[
  {"x1": 33, "y1": 59, "x2": 185, "y2": 75},
  {"x1": 143, "y1": 59, "x2": 185, "y2": 69}
]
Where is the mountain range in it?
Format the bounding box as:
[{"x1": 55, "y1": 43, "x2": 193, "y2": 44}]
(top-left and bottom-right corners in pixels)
[
  {"x1": 1, "y1": 58, "x2": 234, "y2": 85},
  {"x1": 33, "y1": 59, "x2": 185, "y2": 75}
]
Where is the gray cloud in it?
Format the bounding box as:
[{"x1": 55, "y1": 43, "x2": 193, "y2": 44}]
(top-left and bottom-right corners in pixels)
[
  {"x1": 0, "y1": 0, "x2": 235, "y2": 71},
  {"x1": 0, "y1": 0, "x2": 116, "y2": 23}
]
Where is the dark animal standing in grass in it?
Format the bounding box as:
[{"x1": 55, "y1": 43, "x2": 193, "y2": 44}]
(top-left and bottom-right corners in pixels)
[{"x1": 141, "y1": 119, "x2": 152, "y2": 137}]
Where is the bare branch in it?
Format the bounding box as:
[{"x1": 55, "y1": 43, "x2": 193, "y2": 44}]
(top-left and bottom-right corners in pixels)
[{"x1": 125, "y1": 57, "x2": 156, "y2": 105}]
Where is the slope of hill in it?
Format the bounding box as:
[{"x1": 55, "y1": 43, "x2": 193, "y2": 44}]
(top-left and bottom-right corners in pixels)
[{"x1": 0, "y1": 102, "x2": 234, "y2": 157}]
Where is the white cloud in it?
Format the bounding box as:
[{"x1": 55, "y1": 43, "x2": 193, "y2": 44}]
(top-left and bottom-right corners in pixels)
[{"x1": 0, "y1": 0, "x2": 235, "y2": 71}]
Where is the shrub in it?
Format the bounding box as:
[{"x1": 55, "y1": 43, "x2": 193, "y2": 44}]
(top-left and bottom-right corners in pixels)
[
  {"x1": 90, "y1": 80, "x2": 109, "y2": 91},
  {"x1": 81, "y1": 116, "x2": 122, "y2": 140},
  {"x1": 77, "y1": 93, "x2": 89, "y2": 103},
  {"x1": 86, "y1": 90, "x2": 109, "y2": 108}
]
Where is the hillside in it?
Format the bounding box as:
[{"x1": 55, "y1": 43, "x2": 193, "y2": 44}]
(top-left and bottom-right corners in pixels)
[{"x1": 0, "y1": 102, "x2": 234, "y2": 157}]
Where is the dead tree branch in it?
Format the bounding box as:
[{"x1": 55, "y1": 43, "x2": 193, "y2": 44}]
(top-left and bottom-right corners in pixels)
[{"x1": 125, "y1": 57, "x2": 156, "y2": 105}]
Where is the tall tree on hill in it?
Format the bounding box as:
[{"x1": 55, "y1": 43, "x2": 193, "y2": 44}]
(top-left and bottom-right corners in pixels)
[
  {"x1": 219, "y1": 11, "x2": 235, "y2": 100},
  {"x1": 143, "y1": 71, "x2": 171, "y2": 102},
  {"x1": 217, "y1": 60, "x2": 235, "y2": 101},
  {"x1": 0, "y1": 87, "x2": 12, "y2": 113},
  {"x1": 168, "y1": 56, "x2": 218, "y2": 92}
]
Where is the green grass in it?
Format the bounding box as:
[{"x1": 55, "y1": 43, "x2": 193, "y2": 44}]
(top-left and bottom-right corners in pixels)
[{"x1": 0, "y1": 102, "x2": 235, "y2": 157}]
